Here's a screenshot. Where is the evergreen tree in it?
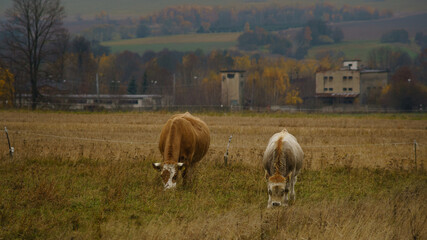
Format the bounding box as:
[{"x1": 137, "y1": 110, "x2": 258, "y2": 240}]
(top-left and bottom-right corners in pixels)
[
  {"x1": 127, "y1": 76, "x2": 137, "y2": 94},
  {"x1": 141, "y1": 72, "x2": 148, "y2": 94}
]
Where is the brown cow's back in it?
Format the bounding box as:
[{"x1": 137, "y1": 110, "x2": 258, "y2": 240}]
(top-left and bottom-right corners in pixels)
[{"x1": 159, "y1": 112, "x2": 210, "y2": 166}]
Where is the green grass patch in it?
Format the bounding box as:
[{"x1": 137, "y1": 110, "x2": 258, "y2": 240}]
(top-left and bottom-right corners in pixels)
[
  {"x1": 0, "y1": 156, "x2": 425, "y2": 238},
  {"x1": 102, "y1": 32, "x2": 239, "y2": 54}
]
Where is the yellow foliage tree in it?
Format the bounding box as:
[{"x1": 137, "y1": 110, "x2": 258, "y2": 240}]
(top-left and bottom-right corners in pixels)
[
  {"x1": 285, "y1": 89, "x2": 303, "y2": 105},
  {"x1": 0, "y1": 67, "x2": 15, "y2": 107},
  {"x1": 98, "y1": 54, "x2": 122, "y2": 94},
  {"x1": 233, "y1": 56, "x2": 251, "y2": 70},
  {"x1": 262, "y1": 65, "x2": 289, "y2": 105}
]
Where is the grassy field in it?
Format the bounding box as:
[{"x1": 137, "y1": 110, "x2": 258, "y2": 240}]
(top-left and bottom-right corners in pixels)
[
  {"x1": 0, "y1": 111, "x2": 426, "y2": 239},
  {"x1": 307, "y1": 40, "x2": 421, "y2": 62},
  {"x1": 102, "y1": 33, "x2": 239, "y2": 54}
]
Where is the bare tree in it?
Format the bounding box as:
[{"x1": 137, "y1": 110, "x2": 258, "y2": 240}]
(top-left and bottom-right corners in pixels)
[{"x1": 1, "y1": 0, "x2": 66, "y2": 109}]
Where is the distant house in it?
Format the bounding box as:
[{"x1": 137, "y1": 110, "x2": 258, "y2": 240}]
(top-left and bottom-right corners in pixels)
[
  {"x1": 315, "y1": 60, "x2": 388, "y2": 105},
  {"x1": 220, "y1": 70, "x2": 246, "y2": 107}
]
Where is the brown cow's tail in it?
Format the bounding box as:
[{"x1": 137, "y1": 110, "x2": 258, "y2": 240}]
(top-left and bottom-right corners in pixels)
[{"x1": 274, "y1": 136, "x2": 283, "y2": 174}]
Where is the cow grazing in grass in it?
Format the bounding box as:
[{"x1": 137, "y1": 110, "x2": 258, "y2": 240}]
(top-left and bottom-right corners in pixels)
[
  {"x1": 263, "y1": 128, "x2": 303, "y2": 208},
  {"x1": 152, "y1": 112, "x2": 210, "y2": 190}
]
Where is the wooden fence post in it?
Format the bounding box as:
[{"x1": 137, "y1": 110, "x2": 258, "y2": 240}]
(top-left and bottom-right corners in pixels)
[
  {"x1": 224, "y1": 135, "x2": 233, "y2": 166},
  {"x1": 4, "y1": 127, "x2": 14, "y2": 159}
]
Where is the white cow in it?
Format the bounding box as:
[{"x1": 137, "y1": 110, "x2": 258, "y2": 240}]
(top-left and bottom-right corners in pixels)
[{"x1": 263, "y1": 128, "x2": 303, "y2": 208}]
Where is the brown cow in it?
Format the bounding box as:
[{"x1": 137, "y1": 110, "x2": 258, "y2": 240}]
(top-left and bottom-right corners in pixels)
[
  {"x1": 263, "y1": 128, "x2": 303, "y2": 208},
  {"x1": 152, "y1": 112, "x2": 210, "y2": 190}
]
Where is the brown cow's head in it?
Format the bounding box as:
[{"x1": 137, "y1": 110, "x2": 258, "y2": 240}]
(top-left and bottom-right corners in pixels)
[
  {"x1": 152, "y1": 162, "x2": 185, "y2": 190},
  {"x1": 265, "y1": 171, "x2": 292, "y2": 208}
]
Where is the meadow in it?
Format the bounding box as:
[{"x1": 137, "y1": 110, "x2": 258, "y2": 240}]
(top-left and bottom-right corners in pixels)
[
  {"x1": 0, "y1": 111, "x2": 426, "y2": 239},
  {"x1": 102, "y1": 33, "x2": 421, "y2": 63},
  {"x1": 102, "y1": 33, "x2": 239, "y2": 54}
]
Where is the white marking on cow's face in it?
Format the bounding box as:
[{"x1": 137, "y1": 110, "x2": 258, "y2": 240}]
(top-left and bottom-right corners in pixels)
[
  {"x1": 152, "y1": 162, "x2": 185, "y2": 190},
  {"x1": 161, "y1": 164, "x2": 178, "y2": 190},
  {"x1": 267, "y1": 182, "x2": 288, "y2": 208}
]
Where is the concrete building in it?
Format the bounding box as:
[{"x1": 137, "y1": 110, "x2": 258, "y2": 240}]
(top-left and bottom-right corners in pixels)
[
  {"x1": 19, "y1": 94, "x2": 163, "y2": 110},
  {"x1": 315, "y1": 60, "x2": 388, "y2": 105},
  {"x1": 220, "y1": 70, "x2": 246, "y2": 107}
]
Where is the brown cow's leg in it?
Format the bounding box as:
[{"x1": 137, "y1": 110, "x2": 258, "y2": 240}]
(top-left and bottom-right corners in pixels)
[{"x1": 183, "y1": 165, "x2": 193, "y2": 186}]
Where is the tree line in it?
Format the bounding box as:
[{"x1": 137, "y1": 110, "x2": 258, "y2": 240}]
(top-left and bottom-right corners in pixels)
[
  {"x1": 80, "y1": 3, "x2": 392, "y2": 42},
  {"x1": 1, "y1": 0, "x2": 426, "y2": 111}
]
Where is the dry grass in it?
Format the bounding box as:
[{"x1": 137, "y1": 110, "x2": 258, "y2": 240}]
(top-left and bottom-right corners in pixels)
[{"x1": 0, "y1": 110, "x2": 426, "y2": 239}]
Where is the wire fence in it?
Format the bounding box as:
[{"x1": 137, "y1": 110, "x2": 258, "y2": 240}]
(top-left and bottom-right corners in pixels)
[
  {"x1": 3, "y1": 129, "x2": 420, "y2": 149},
  {"x1": 5, "y1": 100, "x2": 427, "y2": 113},
  {"x1": 2, "y1": 126, "x2": 425, "y2": 172}
]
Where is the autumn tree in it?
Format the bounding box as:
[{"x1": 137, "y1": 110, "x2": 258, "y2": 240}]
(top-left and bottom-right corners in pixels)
[
  {"x1": 414, "y1": 48, "x2": 427, "y2": 85},
  {"x1": 98, "y1": 54, "x2": 122, "y2": 94},
  {"x1": 380, "y1": 29, "x2": 409, "y2": 43},
  {"x1": 68, "y1": 36, "x2": 97, "y2": 93},
  {"x1": 381, "y1": 67, "x2": 427, "y2": 110},
  {"x1": 1, "y1": 0, "x2": 67, "y2": 109},
  {"x1": 136, "y1": 22, "x2": 150, "y2": 38},
  {"x1": 0, "y1": 66, "x2": 15, "y2": 107},
  {"x1": 367, "y1": 47, "x2": 412, "y2": 72}
]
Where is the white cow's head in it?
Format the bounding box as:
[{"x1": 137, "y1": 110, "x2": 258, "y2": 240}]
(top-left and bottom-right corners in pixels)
[
  {"x1": 265, "y1": 171, "x2": 292, "y2": 208},
  {"x1": 152, "y1": 162, "x2": 185, "y2": 190}
]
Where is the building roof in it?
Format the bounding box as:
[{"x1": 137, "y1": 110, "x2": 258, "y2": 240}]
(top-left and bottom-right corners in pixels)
[
  {"x1": 360, "y1": 69, "x2": 388, "y2": 73},
  {"x1": 316, "y1": 93, "x2": 359, "y2": 98},
  {"x1": 343, "y1": 59, "x2": 361, "y2": 62}
]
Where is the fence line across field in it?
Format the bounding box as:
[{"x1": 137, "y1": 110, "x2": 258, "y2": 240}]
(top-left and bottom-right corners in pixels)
[{"x1": 3, "y1": 129, "x2": 419, "y2": 150}]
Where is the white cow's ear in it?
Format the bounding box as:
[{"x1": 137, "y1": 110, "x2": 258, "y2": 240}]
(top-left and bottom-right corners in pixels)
[
  {"x1": 177, "y1": 162, "x2": 185, "y2": 170},
  {"x1": 152, "y1": 163, "x2": 162, "y2": 171}
]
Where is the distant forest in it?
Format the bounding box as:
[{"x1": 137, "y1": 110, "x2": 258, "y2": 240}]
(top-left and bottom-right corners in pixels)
[{"x1": 82, "y1": 3, "x2": 392, "y2": 41}]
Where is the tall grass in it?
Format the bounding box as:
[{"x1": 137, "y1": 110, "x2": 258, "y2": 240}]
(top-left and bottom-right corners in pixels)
[{"x1": 0, "y1": 111, "x2": 426, "y2": 239}]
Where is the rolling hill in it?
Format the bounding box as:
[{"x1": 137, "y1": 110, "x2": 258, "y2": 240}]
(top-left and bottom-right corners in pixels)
[{"x1": 0, "y1": 0, "x2": 426, "y2": 19}]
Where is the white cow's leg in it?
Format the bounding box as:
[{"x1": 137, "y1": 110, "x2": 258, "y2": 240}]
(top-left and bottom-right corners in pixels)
[{"x1": 290, "y1": 175, "x2": 297, "y2": 202}]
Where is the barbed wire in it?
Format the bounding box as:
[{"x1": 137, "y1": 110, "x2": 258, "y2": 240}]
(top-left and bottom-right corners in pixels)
[{"x1": 2, "y1": 129, "x2": 420, "y2": 150}]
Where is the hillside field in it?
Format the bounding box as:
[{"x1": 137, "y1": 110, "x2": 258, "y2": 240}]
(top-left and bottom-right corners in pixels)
[
  {"x1": 0, "y1": 111, "x2": 426, "y2": 239},
  {"x1": 101, "y1": 13, "x2": 426, "y2": 60},
  {"x1": 102, "y1": 33, "x2": 239, "y2": 54}
]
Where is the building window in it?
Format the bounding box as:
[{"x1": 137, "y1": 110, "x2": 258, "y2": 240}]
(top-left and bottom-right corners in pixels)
[
  {"x1": 227, "y1": 73, "x2": 235, "y2": 78},
  {"x1": 324, "y1": 88, "x2": 328, "y2": 91},
  {"x1": 329, "y1": 88, "x2": 333, "y2": 91},
  {"x1": 343, "y1": 76, "x2": 347, "y2": 80},
  {"x1": 329, "y1": 76, "x2": 333, "y2": 80},
  {"x1": 348, "y1": 88, "x2": 353, "y2": 91},
  {"x1": 349, "y1": 76, "x2": 353, "y2": 80},
  {"x1": 323, "y1": 76, "x2": 327, "y2": 80},
  {"x1": 343, "y1": 88, "x2": 347, "y2": 91}
]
